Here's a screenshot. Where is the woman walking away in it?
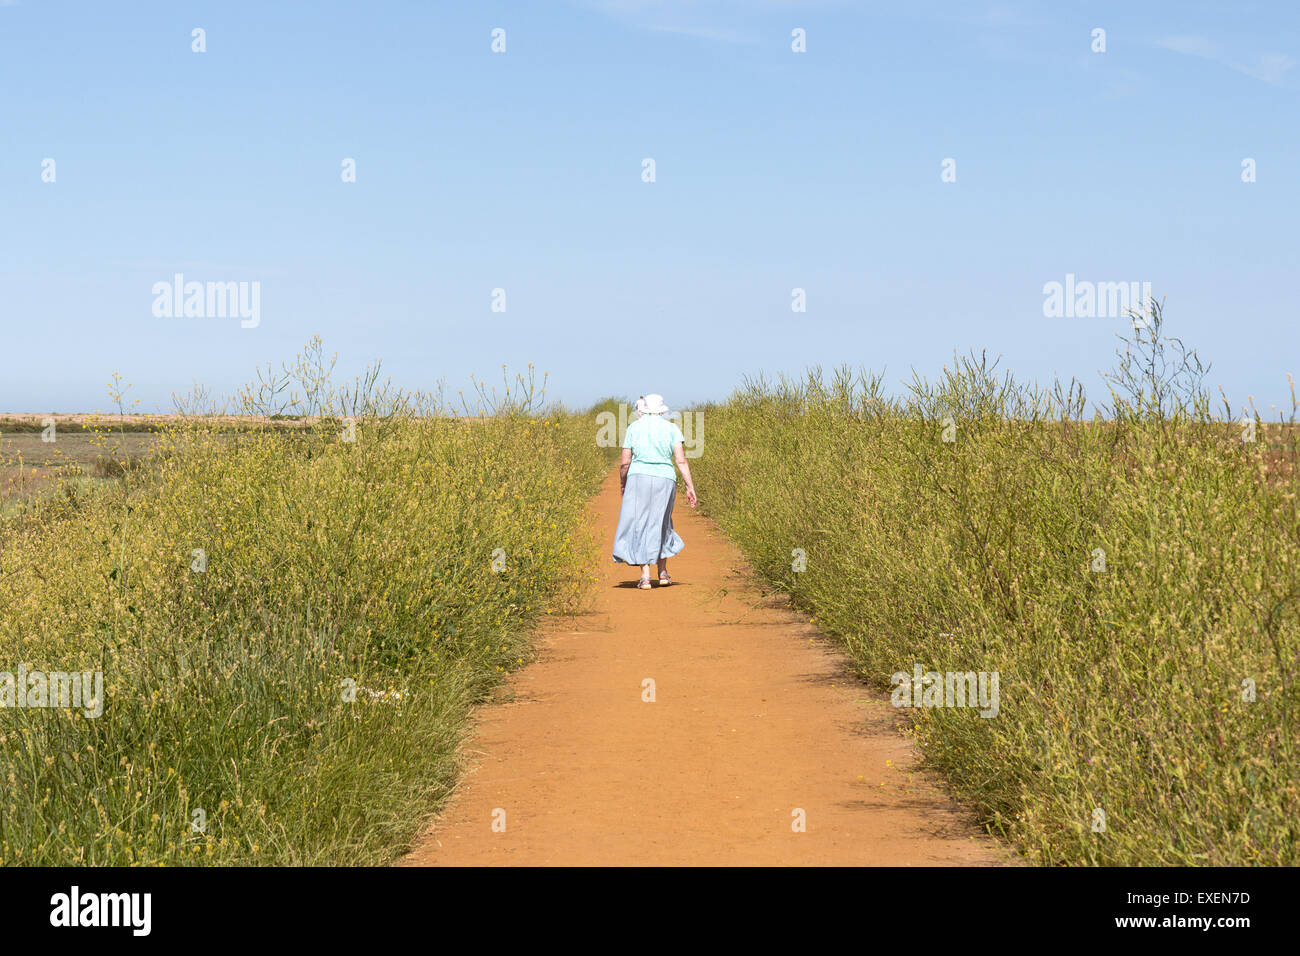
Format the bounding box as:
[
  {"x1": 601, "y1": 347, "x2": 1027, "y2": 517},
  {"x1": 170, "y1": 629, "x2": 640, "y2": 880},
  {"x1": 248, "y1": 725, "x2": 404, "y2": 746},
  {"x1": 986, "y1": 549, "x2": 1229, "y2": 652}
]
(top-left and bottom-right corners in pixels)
[{"x1": 612, "y1": 393, "x2": 698, "y2": 589}]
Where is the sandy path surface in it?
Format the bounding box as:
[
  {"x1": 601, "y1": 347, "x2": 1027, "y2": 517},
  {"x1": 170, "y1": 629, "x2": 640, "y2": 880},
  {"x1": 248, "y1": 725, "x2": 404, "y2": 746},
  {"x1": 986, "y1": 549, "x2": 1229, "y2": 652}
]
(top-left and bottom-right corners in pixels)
[{"x1": 404, "y1": 470, "x2": 1011, "y2": 866}]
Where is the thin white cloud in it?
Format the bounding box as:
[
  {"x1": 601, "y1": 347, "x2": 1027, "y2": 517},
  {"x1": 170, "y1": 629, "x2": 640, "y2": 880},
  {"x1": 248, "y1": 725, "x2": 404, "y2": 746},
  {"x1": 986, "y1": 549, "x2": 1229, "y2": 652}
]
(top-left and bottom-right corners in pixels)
[
  {"x1": 1157, "y1": 35, "x2": 1215, "y2": 57},
  {"x1": 1157, "y1": 34, "x2": 1296, "y2": 86},
  {"x1": 644, "y1": 22, "x2": 758, "y2": 44},
  {"x1": 574, "y1": 0, "x2": 828, "y2": 44},
  {"x1": 1251, "y1": 53, "x2": 1297, "y2": 84}
]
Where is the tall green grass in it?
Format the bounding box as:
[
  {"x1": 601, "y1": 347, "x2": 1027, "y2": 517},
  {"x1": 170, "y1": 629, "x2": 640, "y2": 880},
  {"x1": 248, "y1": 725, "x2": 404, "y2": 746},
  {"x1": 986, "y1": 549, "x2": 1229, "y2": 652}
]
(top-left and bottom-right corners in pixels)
[
  {"x1": 0, "y1": 348, "x2": 611, "y2": 865},
  {"x1": 691, "y1": 305, "x2": 1299, "y2": 865}
]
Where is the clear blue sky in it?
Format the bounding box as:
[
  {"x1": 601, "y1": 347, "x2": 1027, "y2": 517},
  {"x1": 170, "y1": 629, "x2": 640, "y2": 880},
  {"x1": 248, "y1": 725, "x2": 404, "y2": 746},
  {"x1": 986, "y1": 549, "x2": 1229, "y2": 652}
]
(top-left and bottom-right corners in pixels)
[{"x1": 2, "y1": 0, "x2": 1296, "y2": 416}]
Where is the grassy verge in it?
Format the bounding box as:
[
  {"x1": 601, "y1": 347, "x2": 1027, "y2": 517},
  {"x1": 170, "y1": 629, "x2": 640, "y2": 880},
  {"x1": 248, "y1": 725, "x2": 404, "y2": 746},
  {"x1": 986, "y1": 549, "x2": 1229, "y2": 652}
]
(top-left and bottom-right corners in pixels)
[
  {"x1": 0, "y1": 353, "x2": 611, "y2": 865},
  {"x1": 690, "y1": 306, "x2": 1299, "y2": 865}
]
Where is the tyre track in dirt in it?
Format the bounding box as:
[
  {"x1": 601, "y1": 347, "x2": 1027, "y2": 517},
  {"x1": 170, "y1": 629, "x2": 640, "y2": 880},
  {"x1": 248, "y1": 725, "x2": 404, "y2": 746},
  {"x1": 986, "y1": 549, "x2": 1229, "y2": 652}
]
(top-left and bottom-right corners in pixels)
[{"x1": 403, "y1": 469, "x2": 1011, "y2": 866}]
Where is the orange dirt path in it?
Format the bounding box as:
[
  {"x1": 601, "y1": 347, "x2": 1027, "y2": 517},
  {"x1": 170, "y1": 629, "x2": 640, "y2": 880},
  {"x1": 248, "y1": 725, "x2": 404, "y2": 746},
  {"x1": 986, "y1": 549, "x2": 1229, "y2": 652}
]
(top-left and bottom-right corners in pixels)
[{"x1": 403, "y1": 469, "x2": 1011, "y2": 866}]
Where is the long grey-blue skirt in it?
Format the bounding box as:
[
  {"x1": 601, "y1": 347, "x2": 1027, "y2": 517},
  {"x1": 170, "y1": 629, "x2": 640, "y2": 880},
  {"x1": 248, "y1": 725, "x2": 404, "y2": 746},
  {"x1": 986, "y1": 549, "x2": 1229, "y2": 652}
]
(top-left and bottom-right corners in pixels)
[{"x1": 611, "y1": 473, "x2": 685, "y2": 565}]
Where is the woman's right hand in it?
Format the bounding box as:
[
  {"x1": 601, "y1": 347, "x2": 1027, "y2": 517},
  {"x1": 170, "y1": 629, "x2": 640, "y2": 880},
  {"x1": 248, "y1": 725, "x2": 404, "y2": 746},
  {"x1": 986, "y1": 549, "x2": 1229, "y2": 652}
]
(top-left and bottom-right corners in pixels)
[{"x1": 686, "y1": 487, "x2": 698, "y2": 509}]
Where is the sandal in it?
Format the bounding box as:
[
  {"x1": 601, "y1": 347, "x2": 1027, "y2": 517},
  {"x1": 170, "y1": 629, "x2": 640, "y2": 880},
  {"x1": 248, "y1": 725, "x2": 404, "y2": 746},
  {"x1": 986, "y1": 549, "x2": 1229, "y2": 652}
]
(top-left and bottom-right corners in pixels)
[
  {"x1": 658, "y1": 572, "x2": 673, "y2": 587},
  {"x1": 637, "y1": 576, "x2": 653, "y2": 590}
]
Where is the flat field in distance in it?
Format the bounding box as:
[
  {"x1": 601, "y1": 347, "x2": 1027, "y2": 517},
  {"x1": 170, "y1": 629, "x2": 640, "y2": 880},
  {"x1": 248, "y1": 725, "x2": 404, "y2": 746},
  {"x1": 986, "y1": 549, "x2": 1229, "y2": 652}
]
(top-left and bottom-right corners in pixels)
[{"x1": 0, "y1": 414, "x2": 318, "y2": 514}]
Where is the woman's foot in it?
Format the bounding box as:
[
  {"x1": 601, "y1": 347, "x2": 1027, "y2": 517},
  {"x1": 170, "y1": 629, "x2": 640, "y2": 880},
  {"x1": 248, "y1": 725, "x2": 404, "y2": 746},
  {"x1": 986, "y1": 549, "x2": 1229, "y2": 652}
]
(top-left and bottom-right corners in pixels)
[
  {"x1": 658, "y1": 572, "x2": 672, "y2": 587},
  {"x1": 637, "y1": 573, "x2": 653, "y2": 589}
]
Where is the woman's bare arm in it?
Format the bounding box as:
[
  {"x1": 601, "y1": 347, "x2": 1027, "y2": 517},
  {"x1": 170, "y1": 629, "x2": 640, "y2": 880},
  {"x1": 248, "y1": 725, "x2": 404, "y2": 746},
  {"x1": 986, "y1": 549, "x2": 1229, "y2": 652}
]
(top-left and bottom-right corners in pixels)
[
  {"x1": 673, "y1": 442, "x2": 698, "y2": 508},
  {"x1": 619, "y1": 448, "x2": 632, "y2": 494}
]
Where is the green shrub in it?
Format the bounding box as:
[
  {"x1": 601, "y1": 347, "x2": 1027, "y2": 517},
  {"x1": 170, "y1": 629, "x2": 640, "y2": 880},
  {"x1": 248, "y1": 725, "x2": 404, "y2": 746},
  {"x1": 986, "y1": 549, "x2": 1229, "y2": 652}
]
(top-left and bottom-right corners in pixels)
[
  {"x1": 692, "y1": 305, "x2": 1299, "y2": 865},
  {"x1": 0, "y1": 350, "x2": 610, "y2": 865}
]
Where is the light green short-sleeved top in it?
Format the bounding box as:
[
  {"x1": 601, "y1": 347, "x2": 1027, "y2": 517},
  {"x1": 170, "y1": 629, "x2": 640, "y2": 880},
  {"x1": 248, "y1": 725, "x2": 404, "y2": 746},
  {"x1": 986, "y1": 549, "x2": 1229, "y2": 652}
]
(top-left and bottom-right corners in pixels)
[{"x1": 624, "y1": 414, "x2": 685, "y2": 481}]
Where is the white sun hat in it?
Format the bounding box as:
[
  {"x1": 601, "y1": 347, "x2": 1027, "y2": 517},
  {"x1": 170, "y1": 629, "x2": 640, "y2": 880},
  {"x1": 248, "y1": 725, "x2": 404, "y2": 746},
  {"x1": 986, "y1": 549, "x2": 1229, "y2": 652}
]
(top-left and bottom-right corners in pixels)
[{"x1": 637, "y1": 393, "x2": 669, "y2": 415}]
